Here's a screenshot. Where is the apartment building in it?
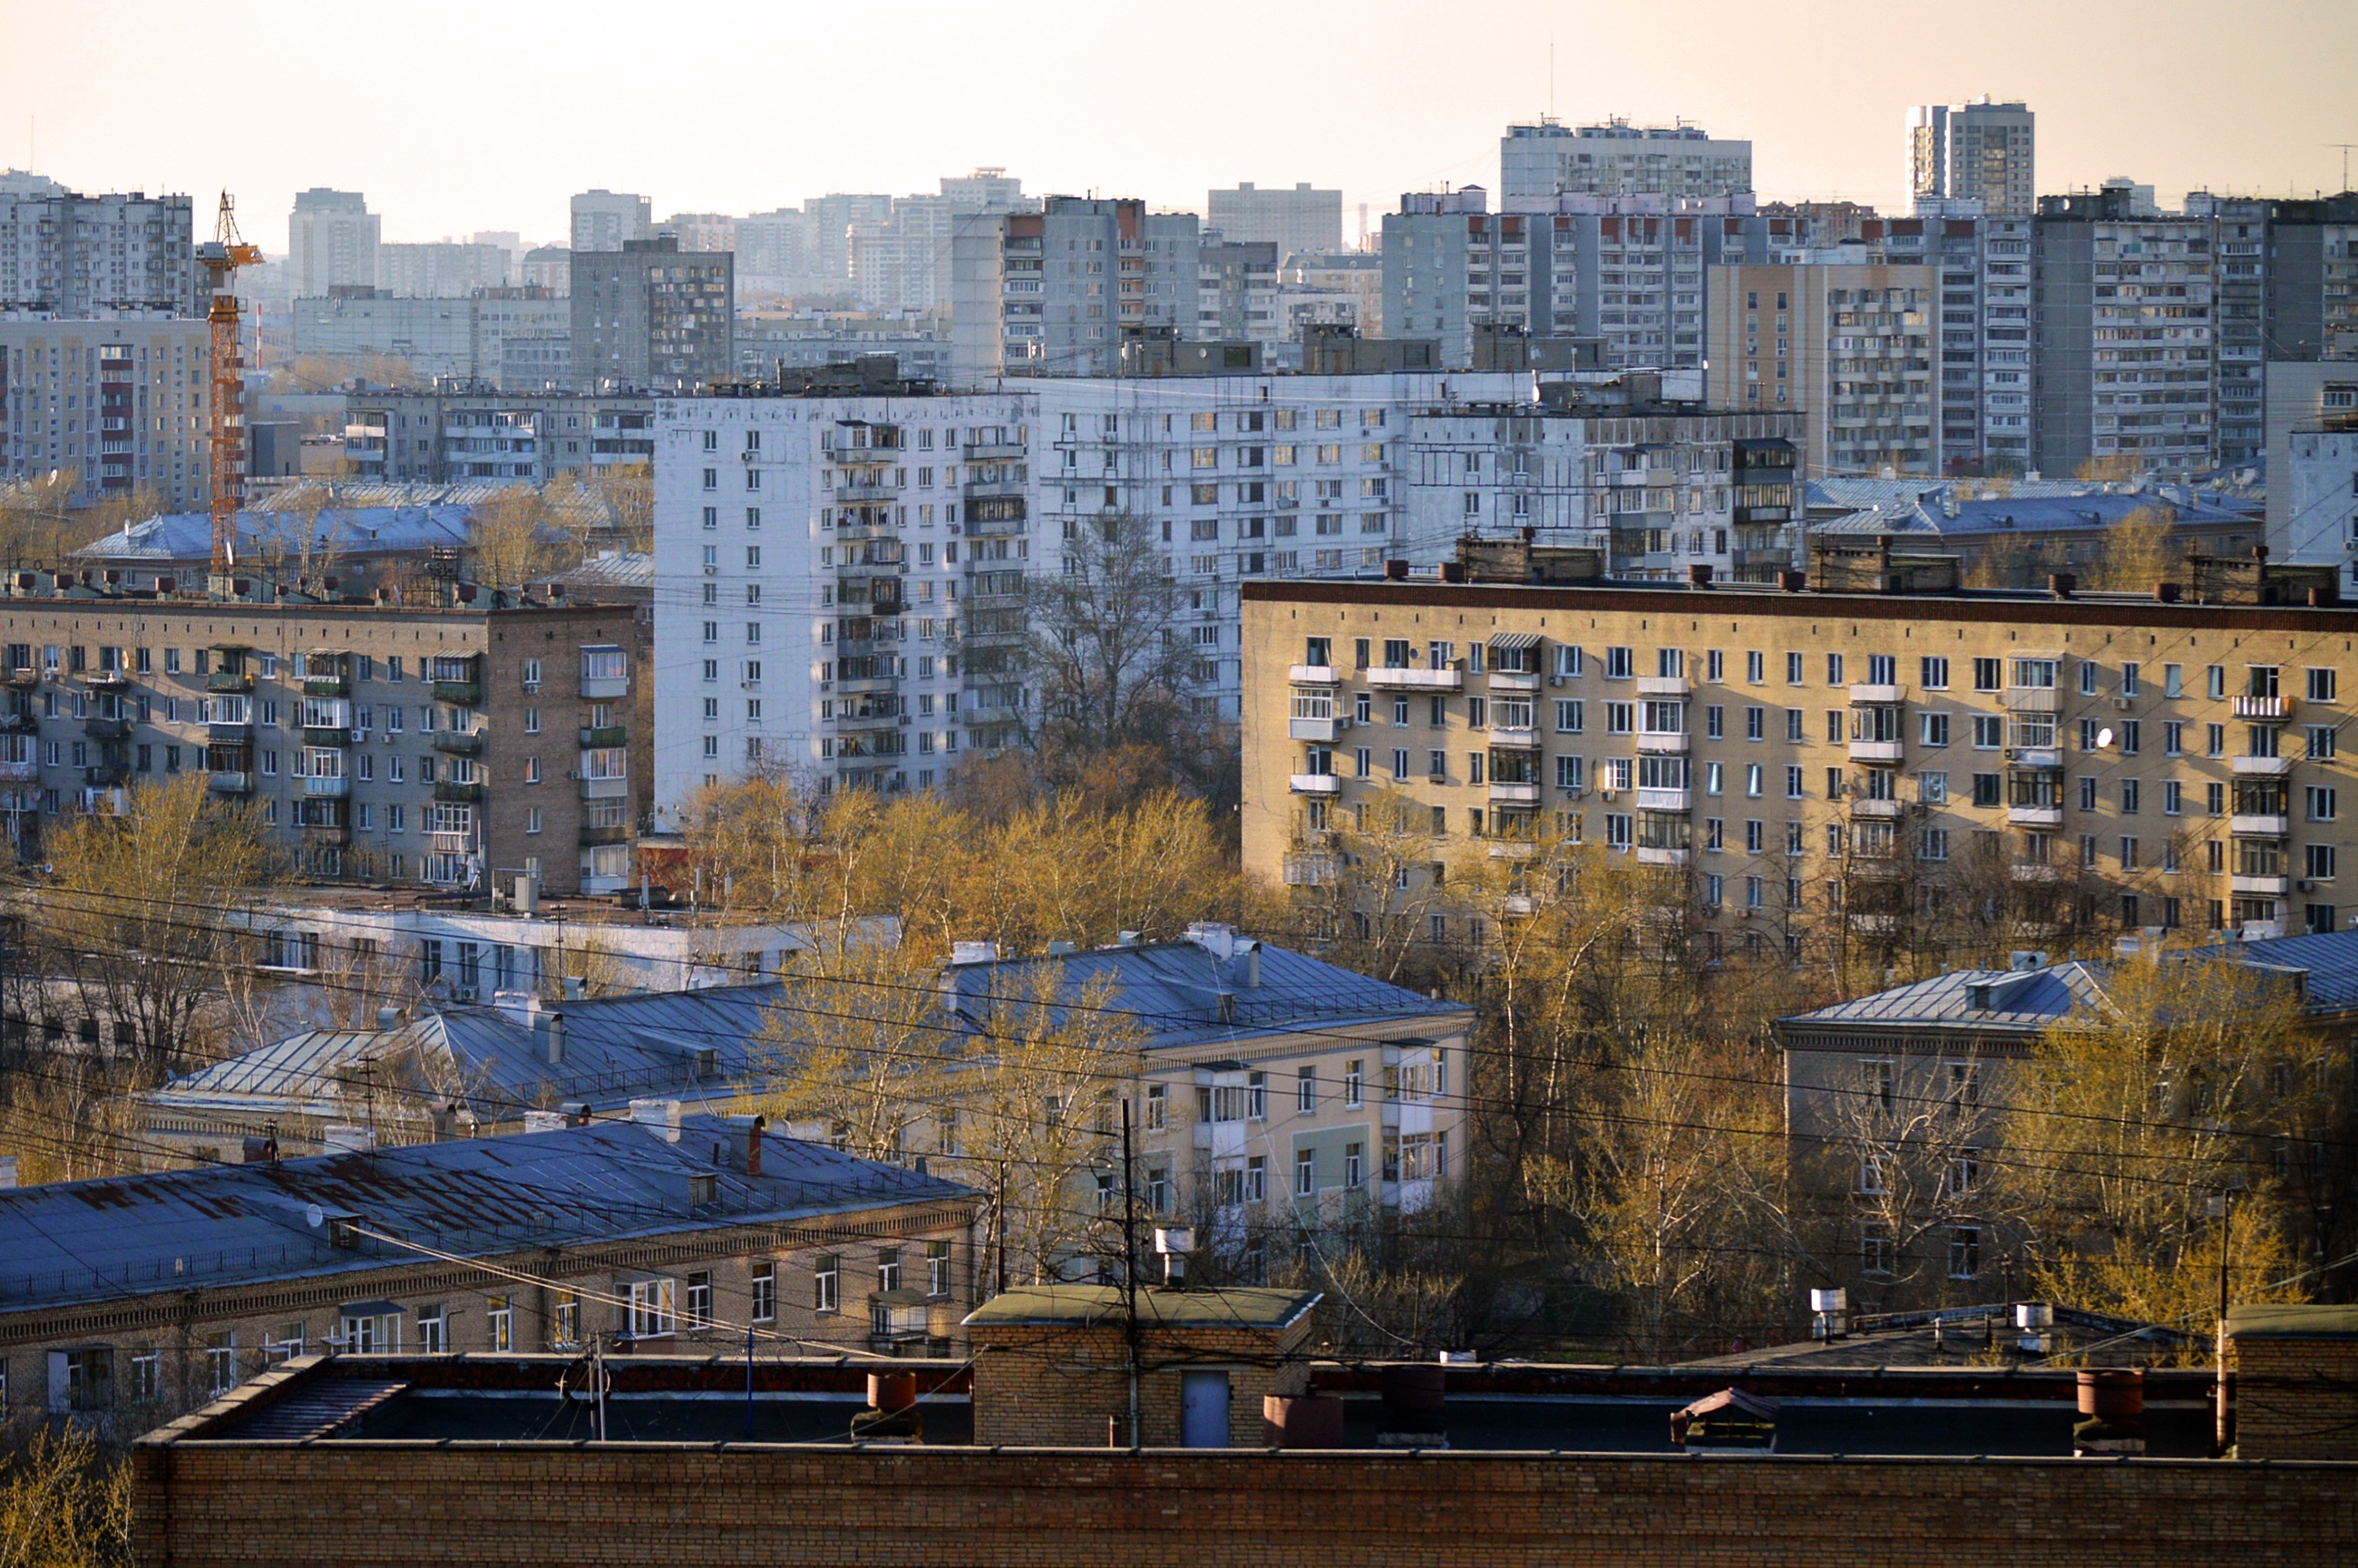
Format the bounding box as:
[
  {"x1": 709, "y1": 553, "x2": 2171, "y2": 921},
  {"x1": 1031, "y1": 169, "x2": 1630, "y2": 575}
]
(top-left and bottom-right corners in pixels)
[
  {"x1": 651, "y1": 366, "x2": 1531, "y2": 816},
  {"x1": 375, "y1": 240, "x2": 511, "y2": 298},
  {"x1": 949, "y1": 197, "x2": 1201, "y2": 380},
  {"x1": 0, "y1": 586, "x2": 641, "y2": 894},
  {"x1": 1241, "y1": 541, "x2": 2358, "y2": 962},
  {"x1": 0, "y1": 184, "x2": 196, "y2": 316},
  {"x1": 1198, "y1": 238, "x2": 1281, "y2": 346},
  {"x1": 2186, "y1": 191, "x2": 2358, "y2": 465},
  {"x1": 287, "y1": 190, "x2": 379, "y2": 298},
  {"x1": 570, "y1": 236, "x2": 734, "y2": 391},
  {"x1": 2271, "y1": 365, "x2": 2358, "y2": 571},
  {"x1": 0, "y1": 1114, "x2": 979, "y2": 1424},
  {"x1": 341, "y1": 387, "x2": 654, "y2": 483},
  {"x1": 1905, "y1": 101, "x2": 2036, "y2": 218},
  {"x1": 292, "y1": 288, "x2": 570, "y2": 387},
  {"x1": 1500, "y1": 120, "x2": 1754, "y2": 202},
  {"x1": 1402, "y1": 375, "x2": 1803, "y2": 583},
  {"x1": 1207, "y1": 183, "x2": 1344, "y2": 261},
  {"x1": 570, "y1": 190, "x2": 651, "y2": 254},
  {"x1": 0, "y1": 317, "x2": 212, "y2": 507},
  {"x1": 2032, "y1": 188, "x2": 2217, "y2": 478},
  {"x1": 1706, "y1": 260, "x2": 1942, "y2": 477}
]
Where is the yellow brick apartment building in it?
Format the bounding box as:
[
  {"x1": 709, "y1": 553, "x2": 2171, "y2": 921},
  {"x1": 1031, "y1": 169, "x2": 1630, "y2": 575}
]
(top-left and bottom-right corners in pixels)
[{"x1": 1242, "y1": 545, "x2": 2358, "y2": 958}]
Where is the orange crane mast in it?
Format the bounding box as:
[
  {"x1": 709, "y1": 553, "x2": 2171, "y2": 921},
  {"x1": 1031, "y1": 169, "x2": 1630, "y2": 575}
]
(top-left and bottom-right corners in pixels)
[{"x1": 195, "y1": 191, "x2": 261, "y2": 585}]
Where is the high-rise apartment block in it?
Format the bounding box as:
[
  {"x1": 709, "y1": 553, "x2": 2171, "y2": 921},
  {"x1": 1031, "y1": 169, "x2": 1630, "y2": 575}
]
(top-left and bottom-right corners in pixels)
[
  {"x1": 1707, "y1": 261, "x2": 1942, "y2": 477},
  {"x1": 1906, "y1": 101, "x2": 2036, "y2": 217},
  {"x1": 570, "y1": 190, "x2": 651, "y2": 254},
  {"x1": 0, "y1": 320, "x2": 212, "y2": 506},
  {"x1": 1198, "y1": 239, "x2": 1281, "y2": 344},
  {"x1": 950, "y1": 197, "x2": 1201, "y2": 380},
  {"x1": 0, "y1": 184, "x2": 196, "y2": 317},
  {"x1": 341, "y1": 388, "x2": 654, "y2": 483},
  {"x1": 375, "y1": 241, "x2": 512, "y2": 298},
  {"x1": 287, "y1": 189, "x2": 380, "y2": 297},
  {"x1": 570, "y1": 236, "x2": 734, "y2": 391},
  {"x1": 2032, "y1": 187, "x2": 2217, "y2": 477},
  {"x1": 291, "y1": 288, "x2": 569, "y2": 387},
  {"x1": 649, "y1": 365, "x2": 1530, "y2": 819},
  {"x1": 1501, "y1": 121, "x2": 1753, "y2": 202},
  {"x1": 1206, "y1": 183, "x2": 1344, "y2": 262},
  {"x1": 0, "y1": 589, "x2": 641, "y2": 893}
]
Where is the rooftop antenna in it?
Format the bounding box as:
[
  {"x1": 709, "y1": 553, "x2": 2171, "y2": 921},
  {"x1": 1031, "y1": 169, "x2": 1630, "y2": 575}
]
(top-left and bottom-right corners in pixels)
[{"x1": 2330, "y1": 143, "x2": 2356, "y2": 193}]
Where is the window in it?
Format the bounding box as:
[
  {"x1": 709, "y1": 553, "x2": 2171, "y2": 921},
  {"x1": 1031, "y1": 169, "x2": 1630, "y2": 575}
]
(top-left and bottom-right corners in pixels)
[
  {"x1": 1948, "y1": 1226, "x2": 1983, "y2": 1280},
  {"x1": 813, "y1": 1255, "x2": 841, "y2": 1313},
  {"x1": 1861, "y1": 1225, "x2": 1895, "y2": 1277},
  {"x1": 1973, "y1": 657, "x2": 2002, "y2": 692},
  {"x1": 417, "y1": 1305, "x2": 446, "y2": 1353},
  {"x1": 1920, "y1": 711, "x2": 1950, "y2": 746},
  {"x1": 2308, "y1": 785, "x2": 2338, "y2": 823},
  {"x1": 1145, "y1": 1084, "x2": 1166, "y2": 1130},
  {"x1": 927, "y1": 1242, "x2": 952, "y2": 1298},
  {"x1": 751, "y1": 1262, "x2": 777, "y2": 1322},
  {"x1": 2311, "y1": 667, "x2": 2340, "y2": 703},
  {"x1": 1344, "y1": 1059, "x2": 1364, "y2": 1107},
  {"x1": 207, "y1": 1332, "x2": 239, "y2": 1396},
  {"x1": 1604, "y1": 646, "x2": 1633, "y2": 680},
  {"x1": 2307, "y1": 843, "x2": 2338, "y2": 881},
  {"x1": 1297, "y1": 1066, "x2": 1317, "y2": 1113},
  {"x1": 1921, "y1": 657, "x2": 1950, "y2": 690},
  {"x1": 877, "y1": 1250, "x2": 902, "y2": 1294},
  {"x1": 489, "y1": 1296, "x2": 514, "y2": 1352},
  {"x1": 628, "y1": 1278, "x2": 677, "y2": 1338}
]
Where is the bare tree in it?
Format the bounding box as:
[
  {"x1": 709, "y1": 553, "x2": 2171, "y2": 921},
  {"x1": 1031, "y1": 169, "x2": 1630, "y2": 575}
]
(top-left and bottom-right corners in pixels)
[{"x1": 1021, "y1": 511, "x2": 1207, "y2": 773}]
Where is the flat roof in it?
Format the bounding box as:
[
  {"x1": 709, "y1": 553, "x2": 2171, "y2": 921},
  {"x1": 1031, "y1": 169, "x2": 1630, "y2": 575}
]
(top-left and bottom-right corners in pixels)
[
  {"x1": 2226, "y1": 1303, "x2": 2358, "y2": 1340},
  {"x1": 964, "y1": 1285, "x2": 1321, "y2": 1331}
]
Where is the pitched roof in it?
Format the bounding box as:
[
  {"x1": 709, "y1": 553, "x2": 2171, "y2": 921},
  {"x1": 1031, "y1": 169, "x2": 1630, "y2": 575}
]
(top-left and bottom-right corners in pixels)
[
  {"x1": 1780, "y1": 961, "x2": 2107, "y2": 1033},
  {"x1": 1810, "y1": 485, "x2": 2258, "y2": 541},
  {"x1": 963, "y1": 1283, "x2": 1320, "y2": 1330},
  {"x1": 0, "y1": 1115, "x2": 971, "y2": 1312}
]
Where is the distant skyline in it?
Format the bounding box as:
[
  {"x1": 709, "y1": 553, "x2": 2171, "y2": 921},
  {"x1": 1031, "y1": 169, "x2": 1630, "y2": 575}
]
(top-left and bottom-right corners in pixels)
[{"x1": 8, "y1": 0, "x2": 2353, "y2": 251}]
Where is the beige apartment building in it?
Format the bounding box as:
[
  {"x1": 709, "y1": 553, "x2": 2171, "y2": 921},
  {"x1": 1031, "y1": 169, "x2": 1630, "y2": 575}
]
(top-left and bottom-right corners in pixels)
[
  {"x1": 1707, "y1": 262, "x2": 1941, "y2": 478},
  {"x1": 0, "y1": 583, "x2": 641, "y2": 895},
  {"x1": 1242, "y1": 541, "x2": 2358, "y2": 960}
]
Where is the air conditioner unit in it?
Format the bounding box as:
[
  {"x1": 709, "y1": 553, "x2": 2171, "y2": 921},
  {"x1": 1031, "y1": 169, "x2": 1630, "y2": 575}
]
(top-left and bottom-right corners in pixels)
[
  {"x1": 348, "y1": 729, "x2": 367, "y2": 743},
  {"x1": 1548, "y1": 675, "x2": 1564, "y2": 687},
  {"x1": 2113, "y1": 697, "x2": 2135, "y2": 711},
  {"x1": 1600, "y1": 789, "x2": 1619, "y2": 801},
  {"x1": 2298, "y1": 879, "x2": 2315, "y2": 891}
]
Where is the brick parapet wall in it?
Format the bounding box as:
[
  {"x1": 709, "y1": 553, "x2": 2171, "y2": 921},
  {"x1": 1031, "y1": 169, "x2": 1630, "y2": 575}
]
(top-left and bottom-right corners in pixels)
[
  {"x1": 132, "y1": 1442, "x2": 2358, "y2": 1568},
  {"x1": 969, "y1": 1320, "x2": 1311, "y2": 1447},
  {"x1": 2234, "y1": 1338, "x2": 2358, "y2": 1460}
]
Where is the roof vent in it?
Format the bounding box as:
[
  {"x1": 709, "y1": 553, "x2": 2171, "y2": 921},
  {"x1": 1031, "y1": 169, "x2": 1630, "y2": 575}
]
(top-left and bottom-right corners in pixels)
[
  {"x1": 534, "y1": 1008, "x2": 567, "y2": 1066},
  {"x1": 950, "y1": 940, "x2": 999, "y2": 966},
  {"x1": 1116, "y1": 930, "x2": 1143, "y2": 947},
  {"x1": 1046, "y1": 940, "x2": 1077, "y2": 956},
  {"x1": 322, "y1": 1124, "x2": 375, "y2": 1155},
  {"x1": 1186, "y1": 921, "x2": 1238, "y2": 960},
  {"x1": 1965, "y1": 981, "x2": 1995, "y2": 1010},
  {"x1": 375, "y1": 1005, "x2": 399, "y2": 1030},
  {"x1": 522, "y1": 1110, "x2": 567, "y2": 1135},
  {"x1": 630, "y1": 1098, "x2": 682, "y2": 1143},
  {"x1": 2009, "y1": 950, "x2": 2047, "y2": 971}
]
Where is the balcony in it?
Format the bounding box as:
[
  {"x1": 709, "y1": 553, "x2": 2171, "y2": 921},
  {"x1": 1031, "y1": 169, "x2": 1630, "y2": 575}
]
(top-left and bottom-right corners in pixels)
[
  {"x1": 300, "y1": 723, "x2": 350, "y2": 745},
  {"x1": 1289, "y1": 773, "x2": 1343, "y2": 796},
  {"x1": 2007, "y1": 804, "x2": 2064, "y2": 827},
  {"x1": 1289, "y1": 716, "x2": 1341, "y2": 743},
  {"x1": 0, "y1": 760, "x2": 34, "y2": 783},
  {"x1": 303, "y1": 672, "x2": 349, "y2": 697},
  {"x1": 206, "y1": 670, "x2": 253, "y2": 694},
  {"x1": 1848, "y1": 739, "x2": 1905, "y2": 764},
  {"x1": 83, "y1": 716, "x2": 132, "y2": 741},
  {"x1": 2008, "y1": 747, "x2": 2063, "y2": 772},
  {"x1": 1486, "y1": 670, "x2": 1539, "y2": 694},
  {"x1": 2010, "y1": 862, "x2": 2065, "y2": 883},
  {"x1": 83, "y1": 764, "x2": 129, "y2": 788},
  {"x1": 1848, "y1": 684, "x2": 1905, "y2": 706},
  {"x1": 431, "y1": 680, "x2": 482, "y2": 706},
  {"x1": 1288, "y1": 665, "x2": 1338, "y2": 686},
  {"x1": 579, "y1": 823, "x2": 632, "y2": 847},
  {"x1": 1850, "y1": 797, "x2": 1906, "y2": 820},
  {"x1": 1634, "y1": 786, "x2": 1690, "y2": 813},
  {"x1": 1635, "y1": 731, "x2": 1689, "y2": 755},
  {"x1": 1488, "y1": 782, "x2": 1541, "y2": 805},
  {"x1": 964, "y1": 439, "x2": 1026, "y2": 462},
  {"x1": 1488, "y1": 724, "x2": 1539, "y2": 750},
  {"x1": 1366, "y1": 665, "x2": 1463, "y2": 692},
  {"x1": 207, "y1": 771, "x2": 251, "y2": 795},
  {"x1": 580, "y1": 775, "x2": 628, "y2": 801},
  {"x1": 300, "y1": 818, "x2": 352, "y2": 842},
  {"x1": 434, "y1": 780, "x2": 485, "y2": 803},
  {"x1": 302, "y1": 776, "x2": 351, "y2": 799},
  {"x1": 2231, "y1": 872, "x2": 2291, "y2": 896},
  {"x1": 2233, "y1": 755, "x2": 2295, "y2": 776},
  {"x1": 1281, "y1": 852, "x2": 1340, "y2": 887},
  {"x1": 85, "y1": 669, "x2": 128, "y2": 690},
  {"x1": 2232, "y1": 695, "x2": 2294, "y2": 722},
  {"x1": 2231, "y1": 813, "x2": 2291, "y2": 837},
  {"x1": 1636, "y1": 677, "x2": 1691, "y2": 697},
  {"x1": 1636, "y1": 845, "x2": 1691, "y2": 867},
  {"x1": 578, "y1": 725, "x2": 628, "y2": 749},
  {"x1": 2002, "y1": 687, "x2": 2061, "y2": 714},
  {"x1": 3, "y1": 668, "x2": 36, "y2": 689}
]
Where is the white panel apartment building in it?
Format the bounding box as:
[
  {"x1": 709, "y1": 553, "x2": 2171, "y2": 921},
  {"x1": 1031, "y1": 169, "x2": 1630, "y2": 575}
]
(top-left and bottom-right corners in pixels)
[
  {"x1": 651, "y1": 370, "x2": 1530, "y2": 820},
  {"x1": 1499, "y1": 121, "x2": 1753, "y2": 203},
  {"x1": 0, "y1": 319, "x2": 212, "y2": 508}
]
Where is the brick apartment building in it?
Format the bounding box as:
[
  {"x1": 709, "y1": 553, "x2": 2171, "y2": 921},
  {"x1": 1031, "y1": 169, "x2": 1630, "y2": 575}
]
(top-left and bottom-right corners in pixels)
[{"x1": 0, "y1": 581, "x2": 642, "y2": 894}]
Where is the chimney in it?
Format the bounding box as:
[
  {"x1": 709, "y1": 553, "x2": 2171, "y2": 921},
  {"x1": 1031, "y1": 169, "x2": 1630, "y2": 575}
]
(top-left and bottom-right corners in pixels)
[
  {"x1": 0, "y1": 1154, "x2": 15, "y2": 1190},
  {"x1": 1385, "y1": 559, "x2": 1409, "y2": 581},
  {"x1": 747, "y1": 1115, "x2": 765, "y2": 1178},
  {"x1": 240, "y1": 1133, "x2": 279, "y2": 1164},
  {"x1": 950, "y1": 940, "x2": 1000, "y2": 966},
  {"x1": 631, "y1": 1098, "x2": 682, "y2": 1143},
  {"x1": 323, "y1": 1124, "x2": 375, "y2": 1155},
  {"x1": 1778, "y1": 570, "x2": 1806, "y2": 592},
  {"x1": 522, "y1": 1109, "x2": 567, "y2": 1134},
  {"x1": 375, "y1": 1005, "x2": 400, "y2": 1030},
  {"x1": 1239, "y1": 940, "x2": 1261, "y2": 989},
  {"x1": 534, "y1": 1009, "x2": 567, "y2": 1066},
  {"x1": 2048, "y1": 572, "x2": 2076, "y2": 599},
  {"x1": 2155, "y1": 581, "x2": 2182, "y2": 603},
  {"x1": 1687, "y1": 563, "x2": 1712, "y2": 586}
]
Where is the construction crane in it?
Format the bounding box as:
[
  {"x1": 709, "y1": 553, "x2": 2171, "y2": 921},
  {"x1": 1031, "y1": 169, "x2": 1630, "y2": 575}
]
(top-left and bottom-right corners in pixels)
[{"x1": 195, "y1": 191, "x2": 261, "y2": 585}]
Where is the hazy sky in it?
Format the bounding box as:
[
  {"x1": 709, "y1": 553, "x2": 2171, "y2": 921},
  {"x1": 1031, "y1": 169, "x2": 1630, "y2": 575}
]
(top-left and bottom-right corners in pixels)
[{"x1": 8, "y1": 0, "x2": 2353, "y2": 251}]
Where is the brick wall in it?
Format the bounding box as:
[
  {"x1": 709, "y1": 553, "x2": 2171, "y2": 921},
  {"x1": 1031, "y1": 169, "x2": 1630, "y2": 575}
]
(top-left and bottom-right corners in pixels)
[
  {"x1": 132, "y1": 1439, "x2": 2358, "y2": 1567},
  {"x1": 969, "y1": 1320, "x2": 1311, "y2": 1448},
  {"x1": 2234, "y1": 1337, "x2": 2358, "y2": 1460}
]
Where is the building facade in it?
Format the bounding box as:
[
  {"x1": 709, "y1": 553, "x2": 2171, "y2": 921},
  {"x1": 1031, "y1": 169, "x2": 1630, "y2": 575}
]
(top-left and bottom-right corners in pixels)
[
  {"x1": 570, "y1": 190, "x2": 651, "y2": 254},
  {"x1": 0, "y1": 588, "x2": 642, "y2": 894},
  {"x1": 375, "y1": 241, "x2": 511, "y2": 299},
  {"x1": 1206, "y1": 183, "x2": 1343, "y2": 262},
  {"x1": 0, "y1": 186, "x2": 196, "y2": 316},
  {"x1": 341, "y1": 388, "x2": 653, "y2": 484},
  {"x1": 2273, "y1": 366, "x2": 2358, "y2": 573},
  {"x1": 1905, "y1": 101, "x2": 2036, "y2": 218},
  {"x1": 949, "y1": 197, "x2": 1201, "y2": 381},
  {"x1": 287, "y1": 190, "x2": 380, "y2": 298},
  {"x1": 292, "y1": 290, "x2": 569, "y2": 387},
  {"x1": 0, "y1": 318, "x2": 212, "y2": 507},
  {"x1": 570, "y1": 237, "x2": 734, "y2": 390},
  {"x1": 1706, "y1": 260, "x2": 1942, "y2": 477},
  {"x1": 1500, "y1": 120, "x2": 1754, "y2": 202},
  {"x1": 1241, "y1": 549, "x2": 2358, "y2": 963},
  {"x1": 2032, "y1": 188, "x2": 2217, "y2": 478}
]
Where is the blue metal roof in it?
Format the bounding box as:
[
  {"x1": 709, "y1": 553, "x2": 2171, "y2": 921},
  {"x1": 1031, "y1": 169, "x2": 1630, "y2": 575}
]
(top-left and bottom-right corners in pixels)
[
  {"x1": 941, "y1": 936, "x2": 1469, "y2": 1050},
  {"x1": 0, "y1": 1115, "x2": 971, "y2": 1310},
  {"x1": 1781, "y1": 962, "x2": 2108, "y2": 1033},
  {"x1": 1811, "y1": 484, "x2": 2258, "y2": 541},
  {"x1": 75, "y1": 505, "x2": 482, "y2": 563}
]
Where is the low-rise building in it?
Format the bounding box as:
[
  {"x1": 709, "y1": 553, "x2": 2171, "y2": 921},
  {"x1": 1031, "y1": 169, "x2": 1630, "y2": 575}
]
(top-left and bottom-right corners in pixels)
[
  {"x1": 0, "y1": 1111, "x2": 979, "y2": 1426},
  {"x1": 1810, "y1": 481, "x2": 2261, "y2": 588}
]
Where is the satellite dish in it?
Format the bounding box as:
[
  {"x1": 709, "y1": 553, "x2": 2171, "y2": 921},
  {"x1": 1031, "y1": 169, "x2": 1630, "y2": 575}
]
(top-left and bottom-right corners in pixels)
[
  {"x1": 306, "y1": 1203, "x2": 325, "y2": 1229},
  {"x1": 2096, "y1": 727, "x2": 2115, "y2": 749}
]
